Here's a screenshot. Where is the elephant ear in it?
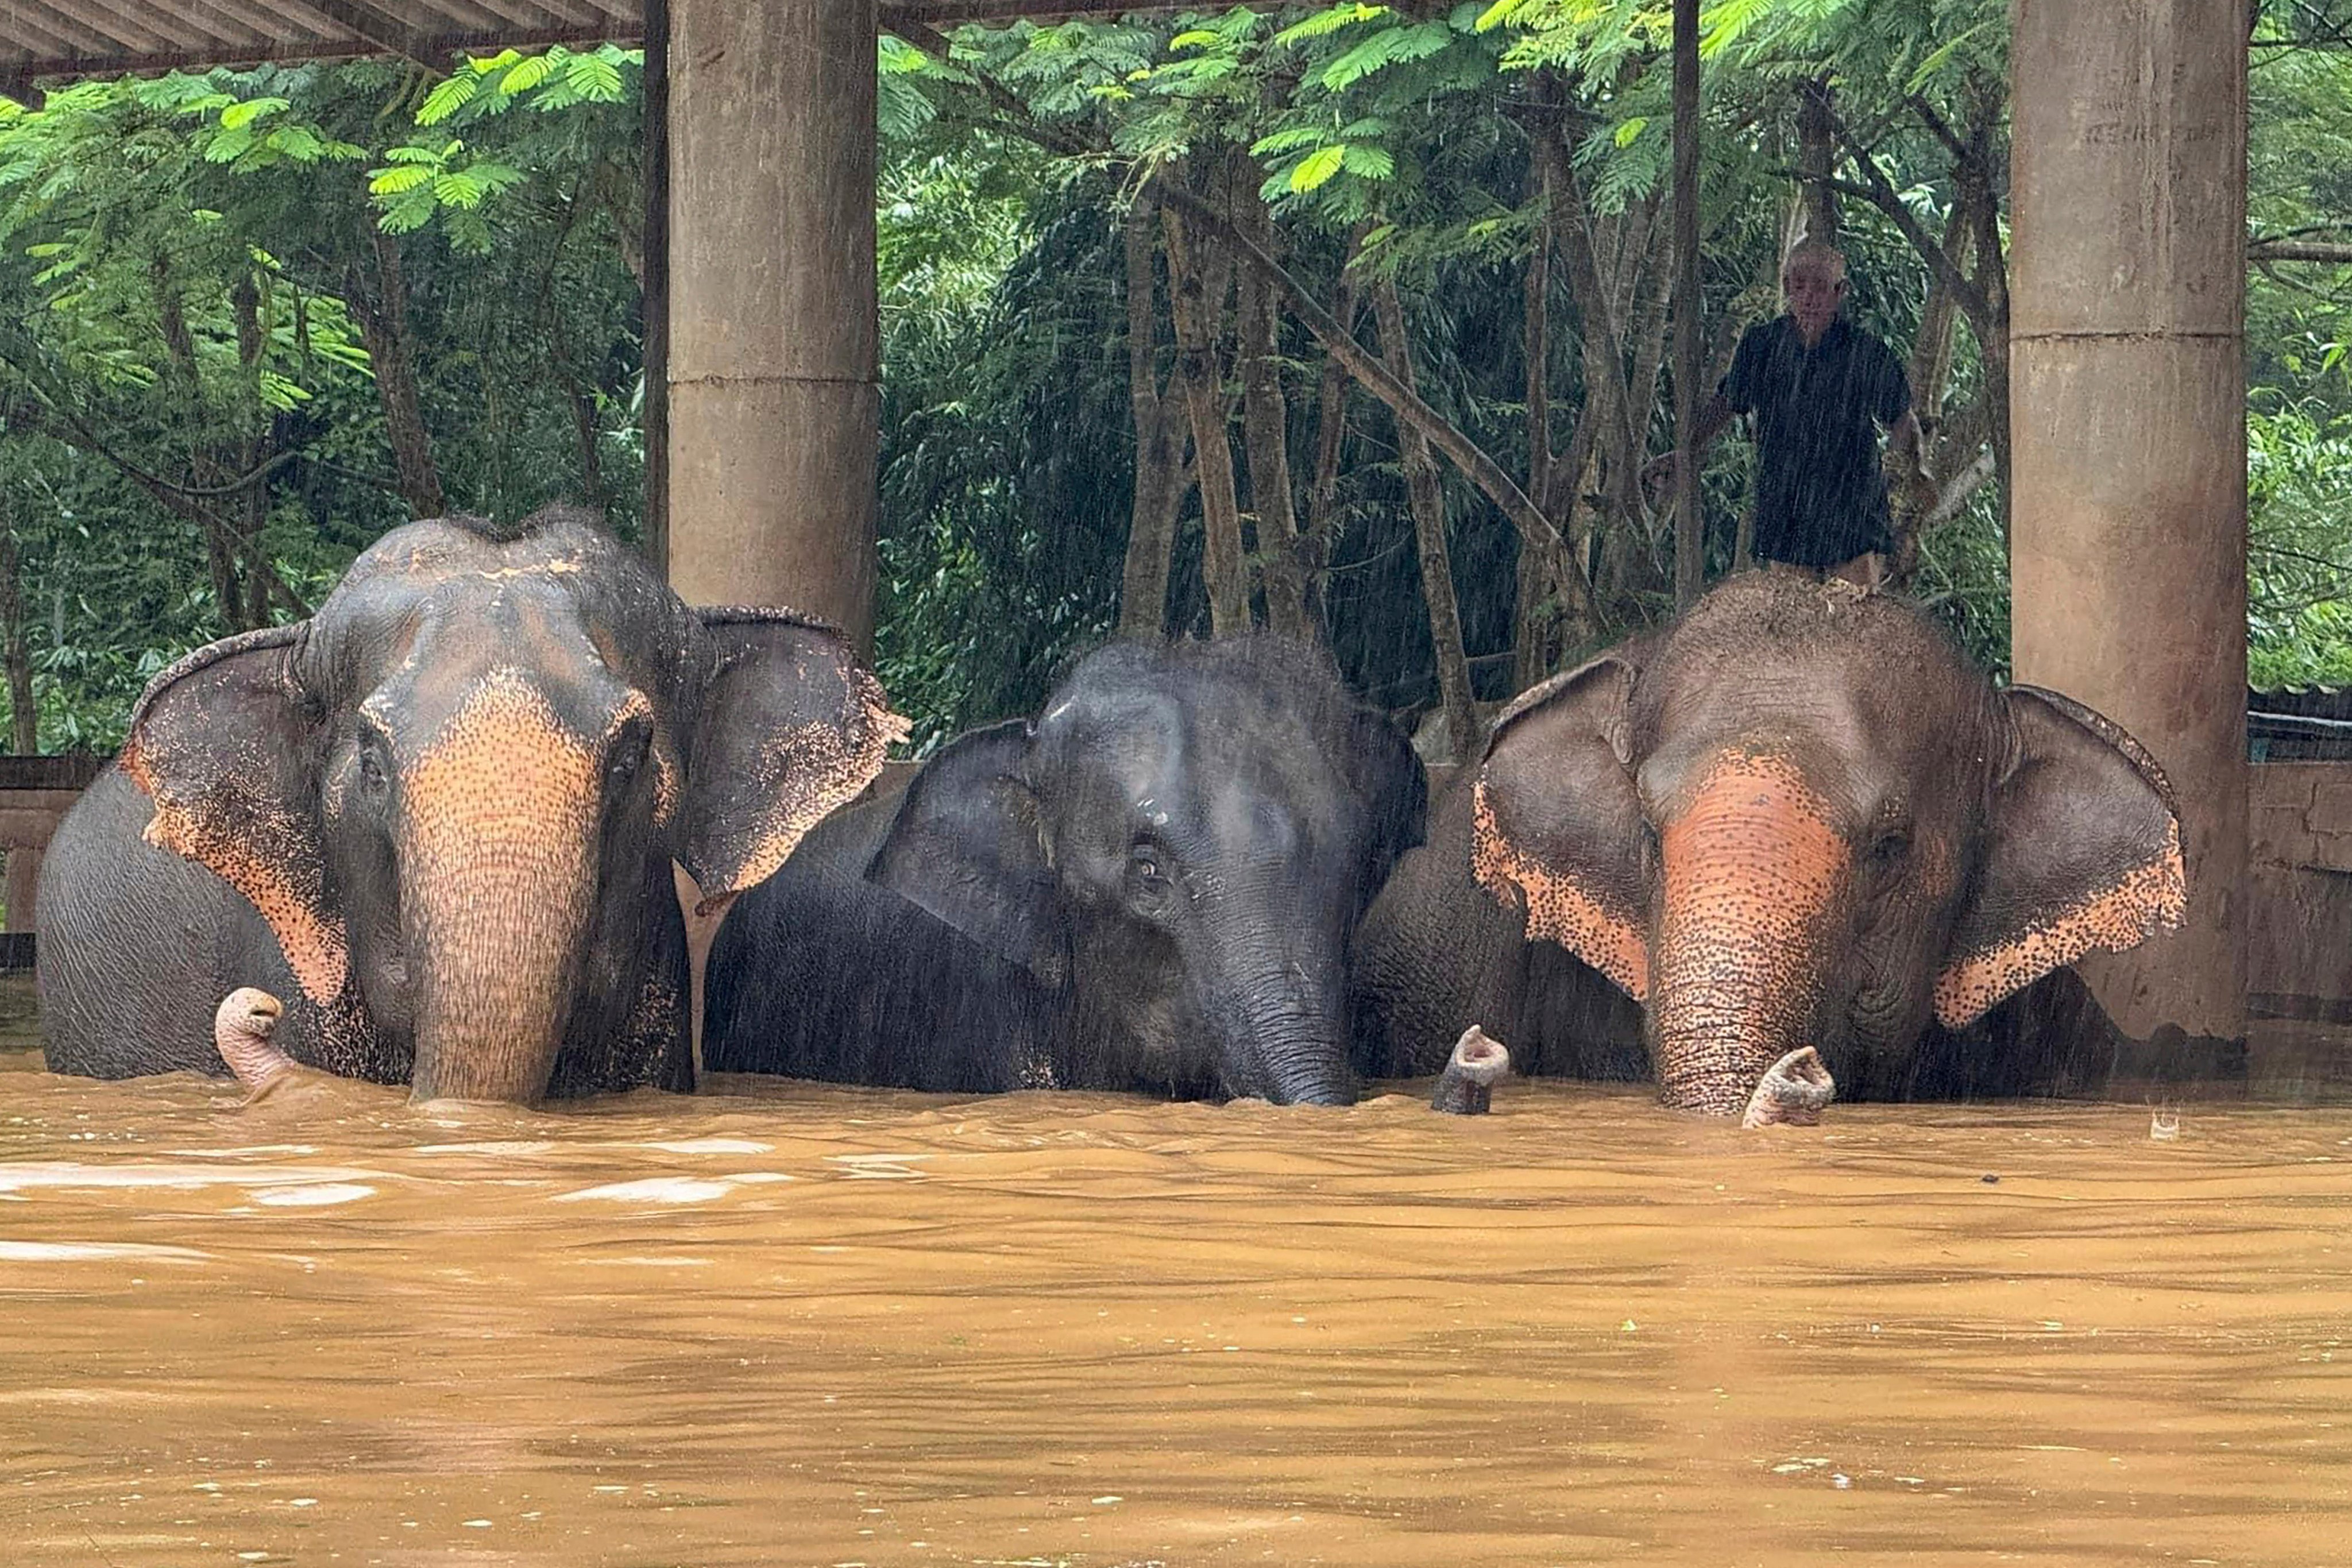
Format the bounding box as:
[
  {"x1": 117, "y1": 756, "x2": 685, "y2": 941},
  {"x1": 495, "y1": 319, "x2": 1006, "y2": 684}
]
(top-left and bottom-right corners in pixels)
[
  {"x1": 118, "y1": 624, "x2": 350, "y2": 1008},
  {"x1": 681, "y1": 608, "x2": 909, "y2": 917},
  {"x1": 866, "y1": 719, "x2": 1069, "y2": 987},
  {"x1": 1933, "y1": 686, "x2": 2187, "y2": 1028},
  {"x1": 1471, "y1": 653, "x2": 1651, "y2": 1001}
]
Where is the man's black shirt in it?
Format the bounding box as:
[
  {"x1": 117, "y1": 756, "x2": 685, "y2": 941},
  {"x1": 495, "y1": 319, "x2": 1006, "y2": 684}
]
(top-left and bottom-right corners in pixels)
[{"x1": 1719, "y1": 314, "x2": 1911, "y2": 570}]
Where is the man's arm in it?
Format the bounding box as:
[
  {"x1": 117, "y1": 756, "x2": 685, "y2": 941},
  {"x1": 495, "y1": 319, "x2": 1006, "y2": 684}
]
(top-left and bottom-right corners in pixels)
[
  {"x1": 1642, "y1": 392, "x2": 1737, "y2": 490},
  {"x1": 1888, "y1": 407, "x2": 1929, "y2": 479}
]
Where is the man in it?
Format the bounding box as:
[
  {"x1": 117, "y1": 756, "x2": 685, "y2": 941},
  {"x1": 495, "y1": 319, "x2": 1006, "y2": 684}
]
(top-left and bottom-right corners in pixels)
[{"x1": 1646, "y1": 242, "x2": 1932, "y2": 588}]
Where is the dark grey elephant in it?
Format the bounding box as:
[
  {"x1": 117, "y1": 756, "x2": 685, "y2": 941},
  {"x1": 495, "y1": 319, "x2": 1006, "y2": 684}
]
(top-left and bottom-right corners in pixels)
[
  {"x1": 703, "y1": 637, "x2": 1426, "y2": 1104},
  {"x1": 1352, "y1": 570, "x2": 2186, "y2": 1118},
  {"x1": 38, "y1": 507, "x2": 899, "y2": 1104}
]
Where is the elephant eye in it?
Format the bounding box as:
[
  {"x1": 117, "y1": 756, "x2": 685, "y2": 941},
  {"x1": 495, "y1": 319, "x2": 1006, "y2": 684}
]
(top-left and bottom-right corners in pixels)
[
  {"x1": 356, "y1": 738, "x2": 391, "y2": 798},
  {"x1": 1867, "y1": 830, "x2": 1910, "y2": 868},
  {"x1": 1126, "y1": 843, "x2": 1176, "y2": 913}
]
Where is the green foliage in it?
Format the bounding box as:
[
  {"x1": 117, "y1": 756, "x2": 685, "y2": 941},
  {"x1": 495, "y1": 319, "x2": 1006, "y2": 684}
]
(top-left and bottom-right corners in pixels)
[
  {"x1": 372, "y1": 45, "x2": 640, "y2": 251},
  {"x1": 0, "y1": 56, "x2": 646, "y2": 748},
  {"x1": 1, "y1": 3, "x2": 2347, "y2": 757},
  {"x1": 872, "y1": 142, "x2": 1125, "y2": 748}
]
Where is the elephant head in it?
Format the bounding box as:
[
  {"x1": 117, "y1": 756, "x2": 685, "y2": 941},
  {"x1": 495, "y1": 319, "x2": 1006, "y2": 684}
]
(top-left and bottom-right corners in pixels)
[
  {"x1": 867, "y1": 638, "x2": 1425, "y2": 1104},
  {"x1": 1472, "y1": 572, "x2": 2184, "y2": 1119},
  {"x1": 118, "y1": 507, "x2": 899, "y2": 1103}
]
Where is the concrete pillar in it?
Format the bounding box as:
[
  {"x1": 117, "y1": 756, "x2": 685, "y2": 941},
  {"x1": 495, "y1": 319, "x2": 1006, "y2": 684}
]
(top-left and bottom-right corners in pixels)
[
  {"x1": 3, "y1": 845, "x2": 35, "y2": 933},
  {"x1": 2010, "y1": 0, "x2": 2247, "y2": 1046},
  {"x1": 639, "y1": 0, "x2": 669, "y2": 581},
  {"x1": 666, "y1": 0, "x2": 879, "y2": 650}
]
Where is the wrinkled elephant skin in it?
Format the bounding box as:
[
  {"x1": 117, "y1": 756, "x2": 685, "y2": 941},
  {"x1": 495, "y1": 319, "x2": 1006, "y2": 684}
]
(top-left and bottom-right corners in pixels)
[
  {"x1": 40, "y1": 507, "x2": 901, "y2": 1104},
  {"x1": 1354, "y1": 570, "x2": 2185, "y2": 1119},
  {"x1": 705, "y1": 637, "x2": 1426, "y2": 1105}
]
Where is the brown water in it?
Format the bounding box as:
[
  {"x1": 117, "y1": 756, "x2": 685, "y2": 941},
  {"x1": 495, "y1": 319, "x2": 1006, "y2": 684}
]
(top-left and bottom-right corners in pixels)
[{"x1": 5, "y1": 1007, "x2": 2352, "y2": 1565}]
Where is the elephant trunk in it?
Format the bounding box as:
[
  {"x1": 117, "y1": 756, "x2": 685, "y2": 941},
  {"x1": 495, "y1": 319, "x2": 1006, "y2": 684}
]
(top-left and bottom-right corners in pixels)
[
  {"x1": 1650, "y1": 751, "x2": 1850, "y2": 1121},
  {"x1": 1204, "y1": 931, "x2": 1357, "y2": 1107},
  {"x1": 215, "y1": 987, "x2": 295, "y2": 1091},
  {"x1": 399, "y1": 678, "x2": 604, "y2": 1104}
]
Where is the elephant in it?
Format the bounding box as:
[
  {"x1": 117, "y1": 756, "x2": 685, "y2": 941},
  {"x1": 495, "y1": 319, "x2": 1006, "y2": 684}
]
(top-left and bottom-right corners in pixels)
[
  {"x1": 1351, "y1": 569, "x2": 2187, "y2": 1120},
  {"x1": 37, "y1": 506, "x2": 901, "y2": 1104},
  {"x1": 702, "y1": 636, "x2": 1427, "y2": 1104}
]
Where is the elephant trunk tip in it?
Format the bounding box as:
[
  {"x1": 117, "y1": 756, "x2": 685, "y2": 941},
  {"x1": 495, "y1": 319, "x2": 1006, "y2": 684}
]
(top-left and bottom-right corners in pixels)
[
  {"x1": 215, "y1": 987, "x2": 297, "y2": 1092},
  {"x1": 1432, "y1": 1025, "x2": 1512, "y2": 1115},
  {"x1": 1740, "y1": 1045, "x2": 1837, "y2": 1129}
]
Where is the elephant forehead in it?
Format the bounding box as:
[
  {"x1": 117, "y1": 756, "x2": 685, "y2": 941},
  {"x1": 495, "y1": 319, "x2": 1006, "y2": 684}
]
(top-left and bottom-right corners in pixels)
[
  {"x1": 1656, "y1": 751, "x2": 1851, "y2": 920},
  {"x1": 319, "y1": 566, "x2": 654, "y2": 701},
  {"x1": 401, "y1": 670, "x2": 612, "y2": 840},
  {"x1": 1639, "y1": 708, "x2": 1884, "y2": 826},
  {"x1": 362, "y1": 611, "x2": 640, "y2": 742}
]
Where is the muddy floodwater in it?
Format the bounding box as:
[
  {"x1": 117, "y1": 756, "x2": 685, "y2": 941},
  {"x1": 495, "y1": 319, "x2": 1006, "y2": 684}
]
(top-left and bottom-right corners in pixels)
[{"x1": 5, "y1": 999, "x2": 2352, "y2": 1565}]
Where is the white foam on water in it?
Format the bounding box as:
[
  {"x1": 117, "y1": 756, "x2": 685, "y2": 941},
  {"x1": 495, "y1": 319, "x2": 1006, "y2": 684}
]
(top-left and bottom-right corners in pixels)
[
  {"x1": 0, "y1": 1163, "x2": 383, "y2": 1194},
  {"x1": 0, "y1": 1240, "x2": 211, "y2": 1262},
  {"x1": 168, "y1": 1146, "x2": 320, "y2": 1158},
  {"x1": 553, "y1": 1177, "x2": 735, "y2": 1204},
  {"x1": 825, "y1": 1153, "x2": 932, "y2": 1181},
  {"x1": 249, "y1": 1184, "x2": 377, "y2": 1207},
  {"x1": 642, "y1": 1138, "x2": 773, "y2": 1155},
  {"x1": 410, "y1": 1141, "x2": 557, "y2": 1157}
]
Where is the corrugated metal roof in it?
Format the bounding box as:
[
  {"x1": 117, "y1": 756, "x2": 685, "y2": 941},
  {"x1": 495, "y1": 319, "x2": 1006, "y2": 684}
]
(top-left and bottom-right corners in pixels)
[
  {"x1": 1, "y1": 2, "x2": 644, "y2": 84},
  {"x1": 0, "y1": 2, "x2": 1167, "y2": 90}
]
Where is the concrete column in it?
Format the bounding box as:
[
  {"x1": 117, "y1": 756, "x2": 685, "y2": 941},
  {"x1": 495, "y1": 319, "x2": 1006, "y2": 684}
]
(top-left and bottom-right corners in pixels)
[
  {"x1": 639, "y1": 0, "x2": 669, "y2": 580},
  {"x1": 3, "y1": 845, "x2": 35, "y2": 933},
  {"x1": 666, "y1": 0, "x2": 879, "y2": 650},
  {"x1": 2010, "y1": 0, "x2": 2247, "y2": 1045}
]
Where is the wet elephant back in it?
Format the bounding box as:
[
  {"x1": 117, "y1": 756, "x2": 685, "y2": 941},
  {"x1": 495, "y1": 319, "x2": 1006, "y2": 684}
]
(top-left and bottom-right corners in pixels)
[{"x1": 703, "y1": 787, "x2": 1053, "y2": 1092}]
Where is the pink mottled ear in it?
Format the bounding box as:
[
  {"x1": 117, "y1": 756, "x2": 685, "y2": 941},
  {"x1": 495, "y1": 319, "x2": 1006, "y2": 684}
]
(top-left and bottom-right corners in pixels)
[
  {"x1": 1472, "y1": 654, "x2": 1652, "y2": 1001},
  {"x1": 1933, "y1": 687, "x2": 2187, "y2": 1028},
  {"x1": 118, "y1": 624, "x2": 350, "y2": 1009}
]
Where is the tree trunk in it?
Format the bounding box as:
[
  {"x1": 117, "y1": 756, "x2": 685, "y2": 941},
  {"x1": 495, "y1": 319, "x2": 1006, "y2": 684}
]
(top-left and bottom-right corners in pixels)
[
  {"x1": 1513, "y1": 153, "x2": 1563, "y2": 691},
  {"x1": 1161, "y1": 196, "x2": 1250, "y2": 636},
  {"x1": 231, "y1": 272, "x2": 281, "y2": 631},
  {"x1": 1235, "y1": 180, "x2": 1308, "y2": 639},
  {"x1": 0, "y1": 489, "x2": 34, "y2": 754},
  {"x1": 1373, "y1": 280, "x2": 1477, "y2": 766},
  {"x1": 1156, "y1": 182, "x2": 1587, "y2": 632},
  {"x1": 1907, "y1": 196, "x2": 1972, "y2": 426},
  {"x1": 1119, "y1": 189, "x2": 1191, "y2": 638},
  {"x1": 642, "y1": 0, "x2": 671, "y2": 577},
  {"x1": 1301, "y1": 221, "x2": 1372, "y2": 631},
  {"x1": 354, "y1": 226, "x2": 446, "y2": 519},
  {"x1": 1795, "y1": 76, "x2": 1840, "y2": 252},
  {"x1": 1965, "y1": 85, "x2": 2013, "y2": 531},
  {"x1": 1670, "y1": 0, "x2": 1704, "y2": 609}
]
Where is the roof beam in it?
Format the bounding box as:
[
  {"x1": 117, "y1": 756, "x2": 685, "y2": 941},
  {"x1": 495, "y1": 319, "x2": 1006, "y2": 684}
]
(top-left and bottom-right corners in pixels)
[
  {"x1": 885, "y1": 2, "x2": 1187, "y2": 19},
  {"x1": 296, "y1": 1, "x2": 445, "y2": 70},
  {"x1": 0, "y1": 0, "x2": 1187, "y2": 85},
  {"x1": 4, "y1": 22, "x2": 625, "y2": 82}
]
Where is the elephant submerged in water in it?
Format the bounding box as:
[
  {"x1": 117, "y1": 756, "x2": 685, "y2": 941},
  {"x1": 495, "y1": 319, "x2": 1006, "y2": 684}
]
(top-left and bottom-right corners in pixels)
[
  {"x1": 704, "y1": 636, "x2": 1426, "y2": 1104},
  {"x1": 39, "y1": 507, "x2": 900, "y2": 1104},
  {"x1": 1353, "y1": 570, "x2": 2186, "y2": 1121}
]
